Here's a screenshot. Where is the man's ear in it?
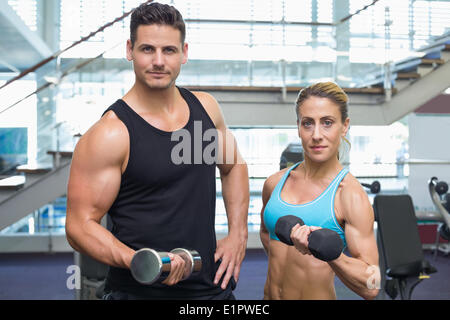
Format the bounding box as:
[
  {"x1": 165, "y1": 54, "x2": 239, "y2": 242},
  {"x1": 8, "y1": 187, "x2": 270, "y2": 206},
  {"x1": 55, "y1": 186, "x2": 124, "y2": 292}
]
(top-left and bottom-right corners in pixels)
[
  {"x1": 181, "y1": 42, "x2": 188, "y2": 65},
  {"x1": 126, "y1": 39, "x2": 134, "y2": 61}
]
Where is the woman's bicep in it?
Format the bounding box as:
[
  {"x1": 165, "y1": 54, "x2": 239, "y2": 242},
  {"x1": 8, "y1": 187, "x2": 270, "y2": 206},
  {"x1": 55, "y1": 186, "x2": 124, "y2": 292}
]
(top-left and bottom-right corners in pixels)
[{"x1": 342, "y1": 189, "x2": 379, "y2": 266}]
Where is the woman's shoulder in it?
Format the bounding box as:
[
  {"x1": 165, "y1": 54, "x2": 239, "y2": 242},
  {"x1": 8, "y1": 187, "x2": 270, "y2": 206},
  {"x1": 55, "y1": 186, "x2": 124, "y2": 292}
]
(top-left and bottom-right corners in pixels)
[
  {"x1": 337, "y1": 171, "x2": 374, "y2": 219},
  {"x1": 265, "y1": 168, "x2": 290, "y2": 188},
  {"x1": 261, "y1": 167, "x2": 290, "y2": 200},
  {"x1": 339, "y1": 171, "x2": 368, "y2": 198}
]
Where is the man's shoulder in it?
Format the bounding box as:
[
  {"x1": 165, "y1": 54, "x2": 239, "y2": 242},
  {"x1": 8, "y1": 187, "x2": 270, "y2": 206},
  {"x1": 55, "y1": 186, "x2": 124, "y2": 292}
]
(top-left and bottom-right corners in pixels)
[
  {"x1": 189, "y1": 89, "x2": 215, "y2": 100},
  {"x1": 92, "y1": 108, "x2": 128, "y2": 137},
  {"x1": 187, "y1": 90, "x2": 223, "y2": 127},
  {"x1": 76, "y1": 108, "x2": 129, "y2": 158},
  {"x1": 101, "y1": 108, "x2": 122, "y2": 123},
  {"x1": 189, "y1": 90, "x2": 219, "y2": 110}
]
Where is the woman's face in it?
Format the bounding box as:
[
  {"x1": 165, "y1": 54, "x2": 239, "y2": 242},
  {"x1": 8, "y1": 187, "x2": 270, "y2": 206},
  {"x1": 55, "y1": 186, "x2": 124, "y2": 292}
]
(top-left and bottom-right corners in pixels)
[{"x1": 297, "y1": 96, "x2": 350, "y2": 164}]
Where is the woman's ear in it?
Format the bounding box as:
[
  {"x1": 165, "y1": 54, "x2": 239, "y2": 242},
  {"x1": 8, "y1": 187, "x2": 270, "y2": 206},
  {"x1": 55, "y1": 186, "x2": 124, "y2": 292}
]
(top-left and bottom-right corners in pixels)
[{"x1": 342, "y1": 117, "x2": 350, "y2": 137}]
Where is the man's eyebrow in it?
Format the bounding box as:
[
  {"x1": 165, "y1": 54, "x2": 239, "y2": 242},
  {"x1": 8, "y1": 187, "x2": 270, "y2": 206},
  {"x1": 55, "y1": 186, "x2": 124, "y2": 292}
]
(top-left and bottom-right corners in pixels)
[
  {"x1": 138, "y1": 43, "x2": 154, "y2": 49},
  {"x1": 138, "y1": 44, "x2": 179, "y2": 50},
  {"x1": 163, "y1": 45, "x2": 179, "y2": 50}
]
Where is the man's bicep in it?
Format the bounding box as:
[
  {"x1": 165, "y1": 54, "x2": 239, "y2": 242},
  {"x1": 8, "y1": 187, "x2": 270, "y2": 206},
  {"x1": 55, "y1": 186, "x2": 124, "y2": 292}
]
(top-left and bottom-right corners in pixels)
[
  {"x1": 67, "y1": 127, "x2": 125, "y2": 224},
  {"x1": 68, "y1": 157, "x2": 121, "y2": 222},
  {"x1": 216, "y1": 128, "x2": 245, "y2": 172}
]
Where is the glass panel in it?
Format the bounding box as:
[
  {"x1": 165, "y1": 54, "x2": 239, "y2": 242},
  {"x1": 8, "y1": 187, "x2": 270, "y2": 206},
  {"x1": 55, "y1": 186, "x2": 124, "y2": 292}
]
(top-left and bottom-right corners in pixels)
[
  {"x1": 8, "y1": 0, "x2": 37, "y2": 32},
  {"x1": 0, "y1": 197, "x2": 67, "y2": 235}
]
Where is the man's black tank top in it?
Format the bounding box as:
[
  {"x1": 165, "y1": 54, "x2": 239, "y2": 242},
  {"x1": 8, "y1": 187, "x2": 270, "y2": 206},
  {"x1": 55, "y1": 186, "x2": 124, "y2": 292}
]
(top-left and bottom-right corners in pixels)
[{"x1": 102, "y1": 87, "x2": 232, "y2": 298}]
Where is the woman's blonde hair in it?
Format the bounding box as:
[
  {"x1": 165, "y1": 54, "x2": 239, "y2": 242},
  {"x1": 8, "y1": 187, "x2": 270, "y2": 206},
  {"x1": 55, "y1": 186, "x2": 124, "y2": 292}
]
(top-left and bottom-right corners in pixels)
[
  {"x1": 295, "y1": 82, "x2": 351, "y2": 161},
  {"x1": 295, "y1": 82, "x2": 348, "y2": 123}
]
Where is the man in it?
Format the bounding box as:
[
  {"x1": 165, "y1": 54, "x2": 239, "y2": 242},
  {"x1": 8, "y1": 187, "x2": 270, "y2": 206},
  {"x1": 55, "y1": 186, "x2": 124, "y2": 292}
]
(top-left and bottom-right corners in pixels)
[{"x1": 65, "y1": 2, "x2": 249, "y2": 300}]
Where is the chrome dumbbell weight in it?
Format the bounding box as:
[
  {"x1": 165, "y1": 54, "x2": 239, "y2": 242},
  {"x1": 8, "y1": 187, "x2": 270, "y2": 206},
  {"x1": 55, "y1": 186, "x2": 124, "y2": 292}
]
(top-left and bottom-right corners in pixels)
[{"x1": 130, "y1": 248, "x2": 202, "y2": 285}]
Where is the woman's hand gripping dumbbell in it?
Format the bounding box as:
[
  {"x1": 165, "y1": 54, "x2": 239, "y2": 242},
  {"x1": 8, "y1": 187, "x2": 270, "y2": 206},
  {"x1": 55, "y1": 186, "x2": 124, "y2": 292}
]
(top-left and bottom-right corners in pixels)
[{"x1": 275, "y1": 215, "x2": 344, "y2": 262}]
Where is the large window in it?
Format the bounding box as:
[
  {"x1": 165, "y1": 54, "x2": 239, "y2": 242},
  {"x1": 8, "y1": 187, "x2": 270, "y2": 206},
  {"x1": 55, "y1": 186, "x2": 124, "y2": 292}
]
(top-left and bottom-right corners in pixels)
[
  {"x1": 56, "y1": 0, "x2": 450, "y2": 87},
  {"x1": 8, "y1": 0, "x2": 37, "y2": 32},
  {"x1": 349, "y1": 0, "x2": 450, "y2": 62}
]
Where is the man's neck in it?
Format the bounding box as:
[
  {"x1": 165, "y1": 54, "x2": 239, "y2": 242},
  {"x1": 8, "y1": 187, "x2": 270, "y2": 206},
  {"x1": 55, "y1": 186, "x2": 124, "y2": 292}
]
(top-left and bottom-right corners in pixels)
[{"x1": 123, "y1": 81, "x2": 179, "y2": 113}]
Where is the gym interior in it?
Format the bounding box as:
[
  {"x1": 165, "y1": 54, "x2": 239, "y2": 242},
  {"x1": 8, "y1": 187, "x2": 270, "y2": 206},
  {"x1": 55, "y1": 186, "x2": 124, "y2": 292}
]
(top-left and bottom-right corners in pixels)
[{"x1": 0, "y1": 0, "x2": 449, "y2": 300}]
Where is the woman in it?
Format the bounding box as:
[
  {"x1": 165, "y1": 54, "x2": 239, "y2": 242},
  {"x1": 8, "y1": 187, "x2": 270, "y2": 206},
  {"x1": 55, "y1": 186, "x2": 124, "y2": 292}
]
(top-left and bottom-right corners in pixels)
[{"x1": 260, "y1": 82, "x2": 380, "y2": 300}]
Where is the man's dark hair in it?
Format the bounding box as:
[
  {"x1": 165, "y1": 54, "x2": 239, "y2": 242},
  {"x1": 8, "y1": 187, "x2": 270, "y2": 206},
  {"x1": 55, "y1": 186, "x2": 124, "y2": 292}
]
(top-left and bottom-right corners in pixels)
[{"x1": 130, "y1": 2, "x2": 186, "y2": 47}]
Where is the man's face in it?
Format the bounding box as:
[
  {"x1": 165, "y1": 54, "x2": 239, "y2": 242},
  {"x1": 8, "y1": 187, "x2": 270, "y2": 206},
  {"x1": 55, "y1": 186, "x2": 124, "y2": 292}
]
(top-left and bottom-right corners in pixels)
[{"x1": 127, "y1": 24, "x2": 188, "y2": 90}]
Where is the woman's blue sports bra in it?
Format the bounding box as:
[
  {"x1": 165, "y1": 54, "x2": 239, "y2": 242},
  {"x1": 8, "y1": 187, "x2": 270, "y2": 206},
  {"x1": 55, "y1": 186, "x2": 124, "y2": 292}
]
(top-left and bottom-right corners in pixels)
[{"x1": 263, "y1": 162, "x2": 348, "y2": 248}]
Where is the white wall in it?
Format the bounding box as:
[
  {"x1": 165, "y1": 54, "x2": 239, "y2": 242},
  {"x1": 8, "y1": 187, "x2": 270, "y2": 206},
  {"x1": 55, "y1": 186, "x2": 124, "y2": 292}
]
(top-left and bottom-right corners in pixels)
[{"x1": 408, "y1": 113, "x2": 450, "y2": 211}]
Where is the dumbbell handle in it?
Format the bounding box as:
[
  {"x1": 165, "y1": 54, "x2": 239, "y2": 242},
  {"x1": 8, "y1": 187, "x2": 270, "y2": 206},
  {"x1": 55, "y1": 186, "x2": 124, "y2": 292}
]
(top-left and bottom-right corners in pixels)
[
  {"x1": 171, "y1": 248, "x2": 202, "y2": 280},
  {"x1": 130, "y1": 248, "x2": 202, "y2": 285}
]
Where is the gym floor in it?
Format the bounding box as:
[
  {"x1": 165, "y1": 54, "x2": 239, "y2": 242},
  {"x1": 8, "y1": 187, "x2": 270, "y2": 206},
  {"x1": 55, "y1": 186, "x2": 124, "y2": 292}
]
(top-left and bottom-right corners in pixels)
[{"x1": 0, "y1": 249, "x2": 449, "y2": 300}]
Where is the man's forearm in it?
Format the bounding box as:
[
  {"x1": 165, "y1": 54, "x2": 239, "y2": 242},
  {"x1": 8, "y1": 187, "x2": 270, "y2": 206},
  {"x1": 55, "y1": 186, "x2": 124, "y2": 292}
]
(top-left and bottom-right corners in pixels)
[
  {"x1": 66, "y1": 218, "x2": 135, "y2": 269},
  {"x1": 220, "y1": 163, "x2": 249, "y2": 238}
]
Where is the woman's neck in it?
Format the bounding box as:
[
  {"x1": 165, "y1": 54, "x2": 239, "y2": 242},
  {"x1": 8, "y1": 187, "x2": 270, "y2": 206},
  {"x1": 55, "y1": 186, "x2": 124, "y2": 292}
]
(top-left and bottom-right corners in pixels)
[{"x1": 300, "y1": 156, "x2": 343, "y2": 180}]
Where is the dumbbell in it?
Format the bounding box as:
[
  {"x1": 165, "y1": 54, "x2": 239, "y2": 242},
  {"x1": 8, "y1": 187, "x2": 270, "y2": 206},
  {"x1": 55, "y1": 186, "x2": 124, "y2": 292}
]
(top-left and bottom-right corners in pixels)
[
  {"x1": 275, "y1": 215, "x2": 344, "y2": 262},
  {"x1": 361, "y1": 181, "x2": 381, "y2": 194},
  {"x1": 435, "y1": 181, "x2": 448, "y2": 196},
  {"x1": 130, "y1": 248, "x2": 202, "y2": 285}
]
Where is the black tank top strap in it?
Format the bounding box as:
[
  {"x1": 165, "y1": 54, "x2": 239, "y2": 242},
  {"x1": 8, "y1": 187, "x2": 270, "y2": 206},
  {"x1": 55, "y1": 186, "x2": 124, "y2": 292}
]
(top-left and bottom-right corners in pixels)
[
  {"x1": 177, "y1": 87, "x2": 216, "y2": 129},
  {"x1": 101, "y1": 99, "x2": 139, "y2": 144}
]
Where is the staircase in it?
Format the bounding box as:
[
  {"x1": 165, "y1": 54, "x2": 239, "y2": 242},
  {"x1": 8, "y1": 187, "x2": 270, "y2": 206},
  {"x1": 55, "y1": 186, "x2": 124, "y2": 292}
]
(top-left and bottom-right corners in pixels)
[
  {"x1": 0, "y1": 151, "x2": 72, "y2": 232},
  {"x1": 348, "y1": 33, "x2": 450, "y2": 125}
]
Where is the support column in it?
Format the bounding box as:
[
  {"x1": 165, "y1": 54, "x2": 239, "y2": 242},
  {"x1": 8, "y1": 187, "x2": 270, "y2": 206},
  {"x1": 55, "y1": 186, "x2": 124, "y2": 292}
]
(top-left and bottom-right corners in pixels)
[
  {"x1": 35, "y1": 0, "x2": 61, "y2": 163},
  {"x1": 333, "y1": 0, "x2": 351, "y2": 86}
]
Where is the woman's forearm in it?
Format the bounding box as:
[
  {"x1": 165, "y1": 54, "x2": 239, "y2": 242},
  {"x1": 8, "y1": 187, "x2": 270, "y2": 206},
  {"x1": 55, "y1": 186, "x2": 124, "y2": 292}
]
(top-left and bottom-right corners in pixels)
[{"x1": 329, "y1": 254, "x2": 380, "y2": 300}]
